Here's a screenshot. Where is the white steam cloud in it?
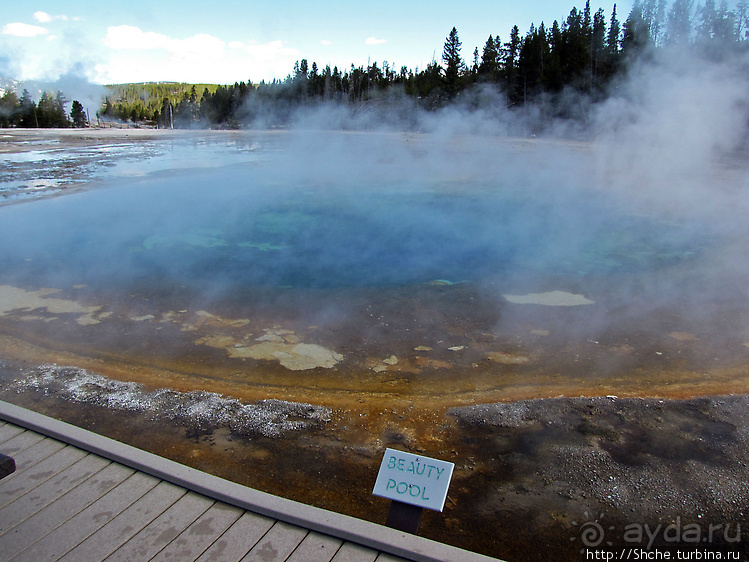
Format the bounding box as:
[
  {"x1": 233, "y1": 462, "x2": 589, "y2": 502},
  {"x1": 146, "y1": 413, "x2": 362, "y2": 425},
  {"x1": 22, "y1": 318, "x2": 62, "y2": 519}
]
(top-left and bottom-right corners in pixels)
[
  {"x1": 2, "y1": 23, "x2": 49, "y2": 38},
  {"x1": 96, "y1": 25, "x2": 299, "y2": 84},
  {"x1": 592, "y1": 47, "x2": 749, "y2": 221}
]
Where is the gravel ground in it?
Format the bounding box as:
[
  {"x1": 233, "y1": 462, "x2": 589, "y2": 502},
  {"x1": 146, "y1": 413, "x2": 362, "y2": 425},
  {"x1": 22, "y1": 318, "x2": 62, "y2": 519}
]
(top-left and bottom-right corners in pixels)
[
  {"x1": 449, "y1": 396, "x2": 749, "y2": 559},
  {"x1": 3, "y1": 357, "x2": 748, "y2": 560},
  {"x1": 3, "y1": 364, "x2": 332, "y2": 438}
]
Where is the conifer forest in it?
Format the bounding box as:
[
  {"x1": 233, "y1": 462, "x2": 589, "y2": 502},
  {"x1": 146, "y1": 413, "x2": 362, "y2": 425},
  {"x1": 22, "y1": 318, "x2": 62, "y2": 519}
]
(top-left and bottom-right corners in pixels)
[{"x1": 1, "y1": 0, "x2": 747, "y2": 133}]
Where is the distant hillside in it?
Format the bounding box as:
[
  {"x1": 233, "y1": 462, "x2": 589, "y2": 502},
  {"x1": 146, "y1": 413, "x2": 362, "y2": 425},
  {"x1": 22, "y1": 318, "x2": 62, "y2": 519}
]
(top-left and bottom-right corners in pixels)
[
  {"x1": 104, "y1": 82, "x2": 222, "y2": 104},
  {"x1": 101, "y1": 82, "x2": 223, "y2": 123}
]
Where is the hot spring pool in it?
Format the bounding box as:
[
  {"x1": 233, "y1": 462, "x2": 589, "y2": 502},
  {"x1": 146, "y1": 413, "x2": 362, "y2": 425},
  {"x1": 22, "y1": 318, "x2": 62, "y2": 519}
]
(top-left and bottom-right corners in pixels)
[
  {"x1": 0, "y1": 129, "x2": 745, "y2": 392},
  {"x1": 2, "y1": 130, "x2": 749, "y2": 560},
  {"x1": 0, "y1": 149, "x2": 707, "y2": 292},
  {"x1": 0, "y1": 130, "x2": 745, "y2": 394}
]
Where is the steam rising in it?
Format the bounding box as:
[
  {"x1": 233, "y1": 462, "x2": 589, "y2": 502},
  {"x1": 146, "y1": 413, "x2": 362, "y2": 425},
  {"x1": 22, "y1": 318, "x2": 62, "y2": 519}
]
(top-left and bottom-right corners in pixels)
[
  {"x1": 592, "y1": 48, "x2": 749, "y2": 221},
  {"x1": 1, "y1": 45, "x2": 748, "y2": 355}
]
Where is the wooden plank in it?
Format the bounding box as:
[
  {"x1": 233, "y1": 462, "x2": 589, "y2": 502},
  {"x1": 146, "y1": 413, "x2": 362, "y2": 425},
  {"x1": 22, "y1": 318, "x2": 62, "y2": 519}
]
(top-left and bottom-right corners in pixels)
[
  {"x1": 0, "y1": 423, "x2": 24, "y2": 443},
  {"x1": 287, "y1": 531, "x2": 343, "y2": 562},
  {"x1": 241, "y1": 521, "x2": 309, "y2": 562},
  {"x1": 151, "y1": 501, "x2": 244, "y2": 561},
  {"x1": 59, "y1": 481, "x2": 187, "y2": 562},
  {"x1": 0, "y1": 444, "x2": 87, "y2": 509},
  {"x1": 0, "y1": 454, "x2": 110, "y2": 533},
  {"x1": 195, "y1": 511, "x2": 276, "y2": 562},
  {"x1": 0, "y1": 436, "x2": 66, "y2": 481},
  {"x1": 0, "y1": 429, "x2": 46, "y2": 458},
  {"x1": 331, "y1": 542, "x2": 380, "y2": 562},
  {"x1": 0, "y1": 403, "x2": 500, "y2": 562},
  {"x1": 0, "y1": 461, "x2": 134, "y2": 559},
  {"x1": 12, "y1": 470, "x2": 160, "y2": 562},
  {"x1": 105, "y1": 491, "x2": 214, "y2": 561}
]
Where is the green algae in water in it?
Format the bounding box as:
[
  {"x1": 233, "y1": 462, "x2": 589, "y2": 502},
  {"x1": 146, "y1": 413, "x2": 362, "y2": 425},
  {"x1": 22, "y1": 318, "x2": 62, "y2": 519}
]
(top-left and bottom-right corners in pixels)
[
  {"x1": 0, "y1": 169, "x2": 715, "y2": 291},
  {"x1": 122, "y1": 191, "x2": 710, "y2": 288},
  {"x1": 575, "y1": 219, "x2": 708, "y2": 275}
]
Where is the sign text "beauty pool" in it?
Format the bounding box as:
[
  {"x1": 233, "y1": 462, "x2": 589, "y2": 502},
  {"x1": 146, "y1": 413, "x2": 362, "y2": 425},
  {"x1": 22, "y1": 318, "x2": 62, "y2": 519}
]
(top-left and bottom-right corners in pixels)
[{"x1": 372, "y1": 448, "x2": 454, "y2": 512}]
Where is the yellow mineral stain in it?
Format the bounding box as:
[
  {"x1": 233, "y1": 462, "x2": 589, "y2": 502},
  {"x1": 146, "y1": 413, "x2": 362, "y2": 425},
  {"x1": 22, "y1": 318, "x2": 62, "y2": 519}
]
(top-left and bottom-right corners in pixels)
[
  {"x1": 0, "y1": 285, "x2": 102, "y2": 324},
  {"x1": 229, "y1": 341, "x2": 343, "y2": 370},
  {"x1": 487, "y1": 351, "x2": 531, "y2": 364},
  {"x1": 196, "y1": 334, "x2": 240, "y2": 349},
  {"x1": 669, "y1": 331, "x2": 699, "y2": 342}
]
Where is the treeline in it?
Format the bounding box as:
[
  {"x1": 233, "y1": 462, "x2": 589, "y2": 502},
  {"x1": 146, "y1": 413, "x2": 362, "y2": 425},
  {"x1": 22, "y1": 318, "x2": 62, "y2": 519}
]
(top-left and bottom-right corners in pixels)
[
  {"x1": 0, "y1": 89, "x2": 87, "y2": 128},
  {"x1": 112, "y1": 0, "x2": 744, "y2": 130},
  {"x1": 3, "y1": 0, "x2": 748, "y2": 130},
  {"x1": 99, "y1": 82, "x2": 222, "y2": 124}
]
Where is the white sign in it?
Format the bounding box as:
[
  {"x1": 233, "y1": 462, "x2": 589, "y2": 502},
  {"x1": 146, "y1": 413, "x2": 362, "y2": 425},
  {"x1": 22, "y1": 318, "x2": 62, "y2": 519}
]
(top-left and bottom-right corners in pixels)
[{"x1": 372, "y1": 448, "x2": 454, "y2": 512}]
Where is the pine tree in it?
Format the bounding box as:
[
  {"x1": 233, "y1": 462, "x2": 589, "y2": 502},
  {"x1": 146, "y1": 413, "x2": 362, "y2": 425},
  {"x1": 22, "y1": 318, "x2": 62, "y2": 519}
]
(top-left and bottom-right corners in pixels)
[
  {"x1": 0, "y1": 91, "x2": 19, "y2": 127},
  {"x1": 607, "y1": 4, "x2": 622, "y2": 54},
  {"x1": 546, "y1": 20, "x2": 564, "y2": 91},
  {"x1": 592, "y1": 8, "x2": 607, "y2": 83},
  {"x1": 479, "y1": 35, "x2": 500, "y2": 80},
  {"x1": 519, "y1": 23, "x2": 554, "y2": 96},
  {"x1": 622, "y1": 1, "x2": 652, "y2": 56},
  {"x1": 737, "y1": 1, "x2": 749, "y2": 41},
  {"x1": 665, "y1": 0, "x2": 695, "y2": 45},
  {"x1": 442, "y1": 27, "x2": 464, "y2": 98},
  {"x1": 583, "y1": 1, "x2": 593, "y2": 38},
  {"x1": 504, "y1": 25, "x2": 522, "y2": 103},
  {"x1": 161, "y1": 97, "x2": 173, "y2": 128},
  {"x1": 697, "y1": 0, "x2": 736, "y2": 44},
  {"x1": 70, "y1": 100, "x2": 86, "y2": 127},
  {"x1": 562, "y1": 7, "x2": 591, "y2": 83},
  {"x1": 37, "y1": 92, "x2": 55, "y2": 128},
  {"x1": 19, "y1": 90, "x2": 37, "y2": 128},
  {"x1": 53, "y1": 91, "x2": 70, "y2": 127}
]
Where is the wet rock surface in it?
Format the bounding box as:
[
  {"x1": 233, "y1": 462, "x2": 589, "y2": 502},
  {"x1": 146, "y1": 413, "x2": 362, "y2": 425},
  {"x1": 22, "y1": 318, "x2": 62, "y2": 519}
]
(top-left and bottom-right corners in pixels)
[
  {"x1": 449, "y1": 396, "x2": 749, "y2": 560},
  {"x1": 0, "y1": 129, "x2": 263, "y2": 203},
  {"x1": 3, "y1": 358, "x2": 749, "y2": 560},
  {"x1": 5, "y1": 365, "x2": 332, "y2": 438}
]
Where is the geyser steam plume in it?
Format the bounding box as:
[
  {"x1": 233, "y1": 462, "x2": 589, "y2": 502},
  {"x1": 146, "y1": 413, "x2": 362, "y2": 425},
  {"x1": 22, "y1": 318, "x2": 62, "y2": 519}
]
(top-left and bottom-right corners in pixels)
[{"x1": 0, "y1": 44, "x2": 747, "y2": 379}]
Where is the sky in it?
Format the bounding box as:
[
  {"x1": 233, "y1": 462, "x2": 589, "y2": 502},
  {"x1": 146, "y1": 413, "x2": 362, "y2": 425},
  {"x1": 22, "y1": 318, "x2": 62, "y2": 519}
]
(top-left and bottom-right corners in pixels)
[{"x1": 1, "y1": 1, "x2": 634, "y2": 85}]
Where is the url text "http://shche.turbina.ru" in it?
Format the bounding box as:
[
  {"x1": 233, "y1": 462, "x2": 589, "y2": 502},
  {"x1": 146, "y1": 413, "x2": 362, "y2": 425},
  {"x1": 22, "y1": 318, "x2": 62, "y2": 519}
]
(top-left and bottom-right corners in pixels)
[{"x1": 583, "y1": 547, "x2": 743, "y2": 560}]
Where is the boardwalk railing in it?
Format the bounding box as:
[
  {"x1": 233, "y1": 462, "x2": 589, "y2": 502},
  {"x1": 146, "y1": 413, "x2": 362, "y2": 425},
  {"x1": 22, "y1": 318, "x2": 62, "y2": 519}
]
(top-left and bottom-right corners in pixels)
[{"x1": 0, "y1": 400, "x2": 500, "y2": 562}]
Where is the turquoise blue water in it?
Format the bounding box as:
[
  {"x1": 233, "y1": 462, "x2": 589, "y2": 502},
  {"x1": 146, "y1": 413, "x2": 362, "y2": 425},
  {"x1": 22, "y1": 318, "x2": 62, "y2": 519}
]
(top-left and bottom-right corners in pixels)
[{"x1": 0, "y1": 161, "x2": 706, "y2": 292}]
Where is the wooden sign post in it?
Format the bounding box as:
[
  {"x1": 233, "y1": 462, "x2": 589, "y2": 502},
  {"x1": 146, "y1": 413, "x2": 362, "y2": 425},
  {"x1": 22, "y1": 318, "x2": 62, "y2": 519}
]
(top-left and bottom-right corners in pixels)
[
  {"x1": 0, "y1": 453, "x2": 15, "y2": 479},
  {"x1": 372, "y1": 448, "x2": 455, "y2": 534}
]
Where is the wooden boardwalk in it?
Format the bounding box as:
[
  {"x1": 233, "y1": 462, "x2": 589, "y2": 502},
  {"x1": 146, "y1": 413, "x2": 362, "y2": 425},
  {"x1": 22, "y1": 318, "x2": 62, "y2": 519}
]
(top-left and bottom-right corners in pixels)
[{"x1": 0, "y1": 401, "x2": 499, "y2": 562}]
